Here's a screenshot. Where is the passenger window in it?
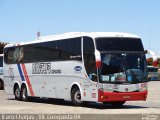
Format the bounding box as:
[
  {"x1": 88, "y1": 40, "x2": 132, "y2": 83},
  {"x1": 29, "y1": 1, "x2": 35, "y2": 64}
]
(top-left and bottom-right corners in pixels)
[{"x1": 83, "y1": 37, "x2": 97, "y2": 82}]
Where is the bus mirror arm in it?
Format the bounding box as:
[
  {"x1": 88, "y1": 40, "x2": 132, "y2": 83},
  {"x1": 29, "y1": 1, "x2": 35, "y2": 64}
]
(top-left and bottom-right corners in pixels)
[{"x1": 89, "y1": 73, "x2": 98, "y2": 82}]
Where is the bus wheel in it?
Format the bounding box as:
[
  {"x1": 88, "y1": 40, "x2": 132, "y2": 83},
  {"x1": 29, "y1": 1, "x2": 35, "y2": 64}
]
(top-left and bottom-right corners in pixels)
[
  {"x1": 110, "y1": 101, "x2": 126, "y2": 108},
  {"x1": 21, "y1": 86, "x2": 28, "y2": 101},
  {"x1": 0, "y1": 80, "x2": 3, "y2": 90},
  {"x1": 71, "y1": 88, "x2": 82, "y2": 106},
  {"x1": 14, "y1": 86, "x2": 21, "y2": 100}
]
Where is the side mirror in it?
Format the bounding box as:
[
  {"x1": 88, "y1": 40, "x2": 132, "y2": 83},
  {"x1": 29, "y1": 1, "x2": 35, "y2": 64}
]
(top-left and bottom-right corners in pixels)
[
  {"x1": 89, "y1": 73, "x2": 98, "y2": 82},
  {"x1": 94, "y1": 50, "x2": 101, "y2": 68}
]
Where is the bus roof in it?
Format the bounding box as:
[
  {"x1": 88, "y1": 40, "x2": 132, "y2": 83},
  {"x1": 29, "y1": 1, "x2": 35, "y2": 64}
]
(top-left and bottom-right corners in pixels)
[{"x1": 5, "y1": 32, "x2": 140, "y2": 47}]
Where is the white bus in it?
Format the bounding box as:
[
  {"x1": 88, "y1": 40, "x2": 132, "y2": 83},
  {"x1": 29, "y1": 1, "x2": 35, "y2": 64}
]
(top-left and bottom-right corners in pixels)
[
  {"x1": 3, "y1": 32, "x2": 148, "y2": 107},
  {"x1": 0, "y1": 54, "x2": 3, "y2": 90},
  {"x1": 147, "y1": 66, "x2": 159, "y2": 81}
]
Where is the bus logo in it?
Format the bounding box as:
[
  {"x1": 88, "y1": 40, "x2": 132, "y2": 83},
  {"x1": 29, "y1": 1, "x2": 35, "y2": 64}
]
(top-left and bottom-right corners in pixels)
[
  {"x1": 74, "y1": 66, "x2": 82, "y2": 72},
  {"x1": 125, "y1": 88, "x2": 129, "y2": 92}
]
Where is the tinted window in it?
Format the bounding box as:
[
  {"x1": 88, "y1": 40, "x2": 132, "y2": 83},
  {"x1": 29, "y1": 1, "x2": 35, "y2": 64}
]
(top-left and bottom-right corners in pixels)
[
  {"x1": 32, "y1": 42, "x2": 59, "y2": 62},
  {"x1": 83, "y1": 37, "x2": 94, "y2": 53},
  {"x1": 57, "y1": 38, "x2": 82, "y2": 60},
  {"x1": 4, "y1": 37, "x2": 82, "y2": 64},
  {"x1": 83, "y1": 37, "x2": 97, "y2": 81},
  {"x1": 0, "y1": 57, "x2": 3, "y2": 67},
  {"x1": 4, "y1": 47, "x2": 15, "y2": 64},
  {"x1": 96, "y1": 38, "x2": 144, "y2": 52}
]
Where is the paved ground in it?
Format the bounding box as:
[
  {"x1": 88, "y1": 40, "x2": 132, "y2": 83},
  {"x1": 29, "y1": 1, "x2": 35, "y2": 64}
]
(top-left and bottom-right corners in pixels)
[{"x1": 0, "y1": 81, "x2": 160, "y2": 115}]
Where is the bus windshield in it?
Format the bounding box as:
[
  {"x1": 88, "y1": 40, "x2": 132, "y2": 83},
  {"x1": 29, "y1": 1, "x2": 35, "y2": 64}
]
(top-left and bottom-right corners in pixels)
[
  {"x1": 95, "y1": 37, "x2": 147, "y2": 83},
  {"x1": 99, "y1": 53, "x2": 147, "y2": 83}
]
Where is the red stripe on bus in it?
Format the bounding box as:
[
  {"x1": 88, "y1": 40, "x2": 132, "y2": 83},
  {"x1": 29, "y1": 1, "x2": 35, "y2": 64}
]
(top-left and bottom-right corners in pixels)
[{"x1": 21, "y1": 64, "x2": 34, "y2": 96}]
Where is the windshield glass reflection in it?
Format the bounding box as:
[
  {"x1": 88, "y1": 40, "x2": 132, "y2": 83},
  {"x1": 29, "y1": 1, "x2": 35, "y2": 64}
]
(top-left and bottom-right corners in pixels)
[{"x1": 99, "y1": 53, "x2": 147, "y2": 83}]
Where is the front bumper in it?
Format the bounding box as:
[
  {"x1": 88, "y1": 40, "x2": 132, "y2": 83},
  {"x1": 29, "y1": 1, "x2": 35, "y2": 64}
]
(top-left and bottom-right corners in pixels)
[{"x1": 98, "y1": 89, "x2": 148, "y2": 102}]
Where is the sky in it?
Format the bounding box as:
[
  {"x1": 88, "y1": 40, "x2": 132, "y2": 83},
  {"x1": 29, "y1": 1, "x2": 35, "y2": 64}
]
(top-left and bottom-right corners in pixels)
[{"x1": 0, "y1": 0, "x2": 160, "y2": 53}]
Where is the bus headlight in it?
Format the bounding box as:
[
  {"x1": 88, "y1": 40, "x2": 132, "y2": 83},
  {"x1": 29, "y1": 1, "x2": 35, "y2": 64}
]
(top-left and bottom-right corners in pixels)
[
  {"x1": 139, "y1": 82, "x2": 147, "y2": 92},
  {"x1": 139, "y1": 87, "x2": 147, "y2": 92}
]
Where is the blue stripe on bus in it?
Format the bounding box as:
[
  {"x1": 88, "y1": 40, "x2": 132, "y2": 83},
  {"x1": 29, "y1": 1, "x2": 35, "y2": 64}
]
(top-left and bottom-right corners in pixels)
[{"x1": 17, "y1": 64, "x2": 25, "y2": 81}]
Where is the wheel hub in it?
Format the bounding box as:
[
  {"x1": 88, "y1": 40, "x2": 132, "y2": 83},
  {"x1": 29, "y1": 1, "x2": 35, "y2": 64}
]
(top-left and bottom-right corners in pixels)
[{"x1": 74, "y1": 91, "x2": 81, "y2": 103}]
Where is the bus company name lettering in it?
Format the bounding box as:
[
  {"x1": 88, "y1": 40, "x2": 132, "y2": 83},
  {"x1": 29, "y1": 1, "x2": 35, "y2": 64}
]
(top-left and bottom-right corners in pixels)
[{"x1": 32, "y1": 63, "x2": 61, "y2": 74}]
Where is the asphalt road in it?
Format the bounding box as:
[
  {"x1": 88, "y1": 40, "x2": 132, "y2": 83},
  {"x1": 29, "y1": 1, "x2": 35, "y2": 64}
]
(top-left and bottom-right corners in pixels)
[{"x1": 0, "y1": 81, "x2": 160, "y2": 119}]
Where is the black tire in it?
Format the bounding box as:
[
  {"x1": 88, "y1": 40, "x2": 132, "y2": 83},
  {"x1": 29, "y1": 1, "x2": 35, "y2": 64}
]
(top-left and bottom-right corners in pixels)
[
  {"x1": 14, "y1": 86, "x2": 21, "y2": 100},
  {"x1": 81, "y1": 101, "x2": 90, "y2": 107},
  {"x1": 110, "y1": 101, "x2": 126, "y2": 108},
  {"x1": 71, "y1": 88, "x2": 82, "y2": 106},
  {"x1": 103, "y1": 102, "x2": 109, "y2": 105},
  {"x1": 21, "y1": 86, "x2": 29, "y2": 101},
  {"x1": 0, "y1": 80, "x2": 3, "y2": 90}
]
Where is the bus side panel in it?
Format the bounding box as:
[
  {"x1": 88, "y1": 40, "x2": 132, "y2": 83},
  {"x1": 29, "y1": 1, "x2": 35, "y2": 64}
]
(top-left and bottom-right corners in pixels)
[
  {"x1": 4, "y1": 61, "x2": 97, "y2": 102},
  {"x1": 23, "y1": 63, "x2": 43, "y2": 97},
  {"x1": 23, "y1": 61, "x2": 85, "y2": 100},
  {"x1": 31, "y1": 75, "x2": 57, "y2": 98},
  {"x1": 55, "y1": 75, "x2": 69, "y2": 100},
  {"x1": 53, "y1": 61, "x2": 85, "y2": 100},
  {"x1": 3, "y1": 64, "x2": 22, "y2": 94},
  {"x1": 83, "y1": 81, "x2": 91, "y2": 101},
  {"x1": 4, "y1": 76, "x2": 14, "y2": 94}
]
